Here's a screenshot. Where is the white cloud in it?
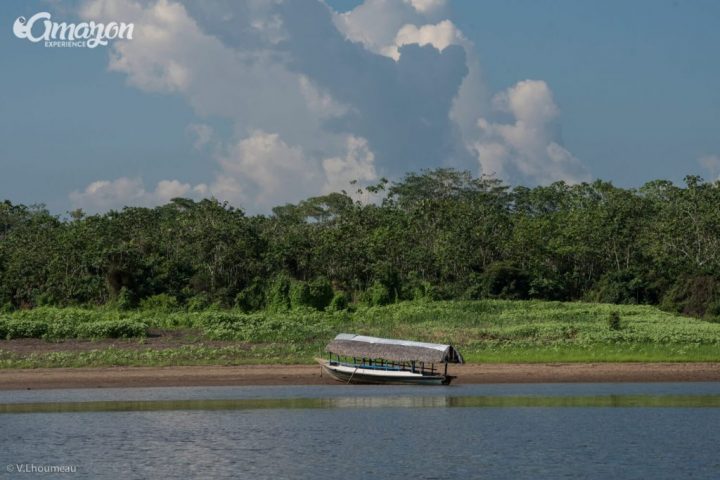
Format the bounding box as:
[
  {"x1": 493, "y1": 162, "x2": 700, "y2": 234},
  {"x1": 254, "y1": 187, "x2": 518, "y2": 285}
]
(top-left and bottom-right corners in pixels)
[
  {"x1": 334, "y1": 3, "x2": 581, "y2": 185},
  {"x1": 472, "y1": 80, "x2": 589, "y2": 184},
  {"x1": 332, "y1": 0, "x2": 423, "y2": 55},
  {"x1": 297, "y1": 75, "x2": 349, "y2": 118},
  {"x1": 206, "y1": 131, "x2": 377, "y2": 210},
  {"x1": 404, "y1": 0, "x2": 447, "y2": 13},
  {"x1": 87, "y1": 0, "x2": 201, "y2": 93},
  {"x1": 186, "y1": 123, "x2": 213, "y2": 150},
  {"x1": 81, "y1": 0, "x2": 344, "y2": 149},
  {"x1": 333, "y1": 4, "x2": 489, "y2": 175},
  {"x1": 333, "y1": 1, "x2": 460, "y2": 61},
  {"x1": 78, "y1": 0, "x2": 364, "y2": 209},
  {"x1": 71, "y1": 130, "x2": 378, "y2": 214},
  {"x1": 73, "y1": 0, "x2": 587, "y2": 213},
  {"x1": 382, "y1": 20, "x2": 463, "y2": 60},
  {"x1": 322, "y1": 135, "x2": 377, "y2": 194},
  {"x1": 472, "y1": 141, "x2": 508, "y2": 178},
  {"x1": 698, "y1": 154, "x2": 720, "y2": 180},
  {"x1": 69, "y1": 177, "x2": 205, "y2": 212},
  {"x1": 213, "y1": 130, "x2": 322, "y2": 208},
  {"x1": 250, "y1": 13, "x2": 286, "y2": 45},
  {"x1": 155, "y1": 179, "x2": 200, "y2": 200},
  {"x1": 493, "y1": 79, "x2": 559, "y2": 124},
  {"x1": 332, "y1": 0, "x2": 448, "y2": 54}
]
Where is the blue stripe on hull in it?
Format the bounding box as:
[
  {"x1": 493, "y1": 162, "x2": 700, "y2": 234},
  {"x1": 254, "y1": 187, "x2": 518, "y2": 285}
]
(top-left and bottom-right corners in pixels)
[{"x1": 322, "y1": 365, "x2": 454, "y2": 385}]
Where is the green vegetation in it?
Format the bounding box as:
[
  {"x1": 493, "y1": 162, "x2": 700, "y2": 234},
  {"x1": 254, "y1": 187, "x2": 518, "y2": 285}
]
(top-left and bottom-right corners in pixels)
[
  {"x1": 2, "y1": 300, "x2": 720, "y2": 368},
  {"x1": 2, "y1": 169, "x2": 720, "y2": 367},
  {"x1": 0, "y1": 308, "x2": 146, "y2": 340},
  {"x1": 2, "y1": 169, "x2": 720, "y2": 321}
]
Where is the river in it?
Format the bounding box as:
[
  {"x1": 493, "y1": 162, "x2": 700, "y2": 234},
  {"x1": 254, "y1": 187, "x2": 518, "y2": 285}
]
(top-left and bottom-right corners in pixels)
[{"x1": 1, "y1": 383, "x2": 719, "y2": 479}]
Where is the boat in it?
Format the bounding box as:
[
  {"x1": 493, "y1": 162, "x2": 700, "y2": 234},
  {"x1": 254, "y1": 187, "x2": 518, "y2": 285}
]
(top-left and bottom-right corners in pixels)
[{"x1": 317, "y1": 333, "x2": 464, "y2": 385}]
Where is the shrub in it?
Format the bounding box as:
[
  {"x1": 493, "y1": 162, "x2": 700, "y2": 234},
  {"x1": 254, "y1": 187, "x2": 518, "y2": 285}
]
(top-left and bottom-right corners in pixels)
[
  {"x1": 704, "y1": 299, "x2": 720, "y2": 322},
  {"x1": 328, "y1": 291, "x2": 350, "y2": 311},
  {"x1": 589, "y1": 269, "x2": 654, "y2": 305},
  {"x1": 308, "y1": 277, "x2": 334, "y2": 310},
  {"x1": 607, "y1": 311, "x2": 622, "y2": 331},
  {"x1": 285, "y1": 277, "x2": 334, "y2": 311},
  {"x1": 364, "y1": 281, "x2": 391, "y2": 307},
  {"x1": 139, "y1": 294, "x2": 179, "y2": 312},
  {"x1": 187, "y1": 293, "x2": 212, "y2": 312},
  {"x1": 33, "y1": 292, "x2": 58, "y2": 308},
  {"x1": 235, "y1": 280, "x2": 265, "y2": 313},
  {"x1": 0, "y1": 312, "x2": 146, "y2": 340},
  {"x1": 660, "y1": 276, "x2": 719, "y2": 318},
  {"x1": 289, "y1": 281, "x2": 312, "y2": 310},
  {"x1": 4, "y1": 319, "x2": 49, "y2": 339},
  {"x1": 527, "y1": 275, "x2": 565, "y2": 300},
  {"x1": 266, "y1": 274, "x2": 291, "y2": 312},
  {"x1": 411, "y1": 281, "x2": 438, "y2": 302},
  {"x1": 480, "y1": 262, "x2": 530, "y2": 300},
  {"x1": 116, "y1": 287, "x2": 137, "y2": 311},
  {"x1": 46, "y1": 320, "x2": 77, "y2": 339},
  {"x1": 462, "y1": 273, "x2": 485, "y2": 300},
  {"x1": 75, "y1": 320, "x2": 146, "y2": 339}
]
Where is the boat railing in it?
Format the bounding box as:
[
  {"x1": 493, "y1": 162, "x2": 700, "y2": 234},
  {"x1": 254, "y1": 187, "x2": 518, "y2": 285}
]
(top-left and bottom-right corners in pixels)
[
  {"x1": 329, "y1": 359, "x2": 438, "y2": 375},
  {"x1": 330, "y1": 360, "x2": 411, "y2": 371}
]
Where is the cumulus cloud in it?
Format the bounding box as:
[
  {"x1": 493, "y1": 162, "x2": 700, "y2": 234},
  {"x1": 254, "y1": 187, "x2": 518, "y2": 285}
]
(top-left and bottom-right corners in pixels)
[
  {"x1": 382, "y1": 20, "x2": 463, "y2": 60},
  {"x1": 186, "y1": 123, "x2": 214, "y2": 150},
  {"x1": 213, "y1": 130, "x2": 321, "y2": 207},
  {"x1": 278, "y1": 0, "x2": 470, "y2": 176},
  {"x1": 209, "y1": 131, "x2": 377, "y2": 209},
  {"x1": 297, "y1": 75, "x2": 349, "y2": 118},
  {"x1": 81, "y1": 0, "x2": 340, "y2": 152},
  {"x1": 472, "y1": 80, "x2": 589, "y2": 184},
  {"x1": 71, "y1": 130, "x2": 378, "y2": 213},
  {"x1": 72, "y1": 0, "x2": 588, "y2": 212},
  {"x1": 404, "y1": 0, "x2": 447, "y2": 14},
  {"x1": 332, "y1": 0, "x2": 425, "y2": 55},
  {"x1": 698, "y1": 154, "x2": 720, "y2": 180},
  {"x1": 322, "y1": 135, "x2": 377, "y2": 194},
  {"x1": 69, "y1": 177, "x2": 206, "y2": 212}
]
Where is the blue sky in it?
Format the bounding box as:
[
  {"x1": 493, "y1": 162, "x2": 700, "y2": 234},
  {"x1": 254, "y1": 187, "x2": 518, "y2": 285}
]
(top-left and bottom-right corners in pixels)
[{"x1": 1, "y1": 0, "x2": 719, "y2": 213}]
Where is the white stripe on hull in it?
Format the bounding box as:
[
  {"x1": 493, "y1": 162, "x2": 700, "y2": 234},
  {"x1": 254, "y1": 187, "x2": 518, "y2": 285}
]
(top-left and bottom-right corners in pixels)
[{"x1": 319, "y1": 361, "x2": 453, "y2": 385}]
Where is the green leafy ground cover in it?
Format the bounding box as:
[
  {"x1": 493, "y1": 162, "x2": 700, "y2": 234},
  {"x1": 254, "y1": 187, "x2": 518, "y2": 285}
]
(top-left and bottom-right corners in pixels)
[{"x1": 1, "y1": 300, "x2": 720, "y2": 367}]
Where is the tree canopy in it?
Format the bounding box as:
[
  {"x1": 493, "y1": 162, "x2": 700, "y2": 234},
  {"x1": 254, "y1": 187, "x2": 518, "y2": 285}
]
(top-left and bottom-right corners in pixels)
[{"x1": 2, "y1": 170, "x2": 719, "y2": 318}]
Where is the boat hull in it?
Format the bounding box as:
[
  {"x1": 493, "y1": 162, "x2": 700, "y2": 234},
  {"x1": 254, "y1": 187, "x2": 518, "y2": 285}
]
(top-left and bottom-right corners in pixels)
[{"x1": 318, "y1": 360, "x2": 455, "y2": 385}]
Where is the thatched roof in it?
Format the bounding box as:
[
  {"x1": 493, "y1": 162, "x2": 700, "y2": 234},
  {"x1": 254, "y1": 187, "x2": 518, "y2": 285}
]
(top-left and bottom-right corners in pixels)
[{"x1": 325, "y1": 334, "x2": 464, "y2": 364}]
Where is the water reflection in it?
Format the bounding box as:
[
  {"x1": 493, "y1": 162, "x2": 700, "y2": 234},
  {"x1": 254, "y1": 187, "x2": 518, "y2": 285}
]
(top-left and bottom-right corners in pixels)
[
  {"x1": 2, "y1": 394, "x2": 720, "y2": 414},
  {"x1": 3, "y1": 386, "x2": 720, "y2": 479}
]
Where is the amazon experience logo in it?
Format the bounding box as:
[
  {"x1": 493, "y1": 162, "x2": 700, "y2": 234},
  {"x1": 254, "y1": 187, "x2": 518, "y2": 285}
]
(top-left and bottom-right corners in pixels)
[{"x1": 13, "y1": 11, "x2": 134, "y2": 48}]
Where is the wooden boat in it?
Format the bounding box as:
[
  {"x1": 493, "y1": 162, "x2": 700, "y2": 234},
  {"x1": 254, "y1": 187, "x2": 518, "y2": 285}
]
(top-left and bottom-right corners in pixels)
[{"x1": 317, "y1": 333, "x2": 464, "y2": 385}]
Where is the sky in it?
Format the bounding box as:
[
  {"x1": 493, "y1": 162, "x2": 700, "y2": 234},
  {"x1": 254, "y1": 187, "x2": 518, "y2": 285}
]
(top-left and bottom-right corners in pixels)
[{"x1": 1, "y1": 0, "x2": 719, "y2": 214}]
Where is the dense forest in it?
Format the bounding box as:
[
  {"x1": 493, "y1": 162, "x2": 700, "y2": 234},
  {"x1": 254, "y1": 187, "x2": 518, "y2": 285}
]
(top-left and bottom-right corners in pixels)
[{"x1": 1, "y1": 169, "x2": 719, "y2": 319}]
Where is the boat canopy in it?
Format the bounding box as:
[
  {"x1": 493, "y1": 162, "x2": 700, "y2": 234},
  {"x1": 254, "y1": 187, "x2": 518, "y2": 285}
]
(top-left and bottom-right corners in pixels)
[{"x1": 326, "y1": 333, "x2": 464, "y2": 364}]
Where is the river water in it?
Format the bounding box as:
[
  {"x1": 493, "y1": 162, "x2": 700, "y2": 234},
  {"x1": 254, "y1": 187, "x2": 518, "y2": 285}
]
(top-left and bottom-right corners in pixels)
[{"x1": 1, "y1": 383, "x2": 720, "y2": 479}]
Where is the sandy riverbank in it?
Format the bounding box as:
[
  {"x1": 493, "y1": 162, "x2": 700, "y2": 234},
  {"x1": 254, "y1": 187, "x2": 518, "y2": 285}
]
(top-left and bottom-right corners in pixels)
[{"x1": 1, "y1": 363, "x2": 719, "y2": 390}]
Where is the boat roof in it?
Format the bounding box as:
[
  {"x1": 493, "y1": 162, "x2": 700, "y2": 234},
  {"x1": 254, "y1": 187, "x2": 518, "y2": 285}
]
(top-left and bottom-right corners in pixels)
[{"x1": 326, "y1": 333, "x2": 464, "y2": 364}]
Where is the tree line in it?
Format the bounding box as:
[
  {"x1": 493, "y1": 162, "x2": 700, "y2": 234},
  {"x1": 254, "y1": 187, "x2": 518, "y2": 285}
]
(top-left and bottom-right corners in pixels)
[{"x1": 1, "y1": 169, "x2": 719, "y2": 318}]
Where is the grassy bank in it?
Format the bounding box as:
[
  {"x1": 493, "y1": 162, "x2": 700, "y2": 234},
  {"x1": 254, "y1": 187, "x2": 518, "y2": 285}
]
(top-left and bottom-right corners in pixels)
[{"x1": 2, "y1": 300, "x2": 720, "y2": 367}]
